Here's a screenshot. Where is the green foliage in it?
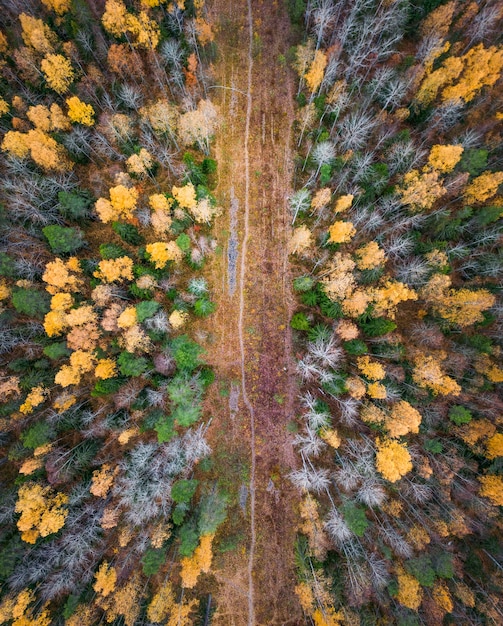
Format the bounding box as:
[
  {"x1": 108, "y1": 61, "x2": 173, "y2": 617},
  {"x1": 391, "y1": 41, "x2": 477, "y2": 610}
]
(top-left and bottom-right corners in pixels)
[
  {"x1": 194, "y1": 297, "x2": 216, "y2": 317},
  {"x1": 424, "y1": 439, "x2": 443, "y2": 454},
  {"x1": 172, "y1": 404, "x2": 202, "y2": 427},
  {"x1": 434, "y1": 552, "x2": 454, "y2": 579},
  {"x1": 460, "y1": 149, "x2": 488, "y2": 176},
  {"x1": 343, "y1": 339, "x2": 368, "y2": 355},
  {"x1": 475, "y1": 205, "x2": 502, "y2": 226},
  {"x1": 0, "y1": 534, "x2": 24, "y2": 582},
  {"x1": 154, "y1": 414, "x2": 175, "y2": 443},
  {"x1": 322, "y1": 372, "x2": 348, "y2": 397},
  {"x1": 43, "y1": 225, "x2": 85, "y2": 255},
  {"x1": 293, "y1": 276, "x2": 315, "y2": 292},
  {"x1": 117, "y1": 351, "x2": 149, "y2": 377},
  {"x1": 172, "y1": 503, "x2": 189, "y2": 525},
  {"x1": 92, "y1": 377, "x2": 123, "y2": 397},
  {"x1": 287, "y1": 0, "x2": 306, "y2": 25},
  {"x1": 21, "y1": 421, "x2": 53, "y2": 449},
  {"x1": 136, "y1": 300, "x2": 160, "y2": 322},
  {"x1": 58, "y1": 190, "x2": 93, "y2": 221},
  {"x1": 360, "y1": 317, "x2": 397, "y2": 337},
  {"x1": 291, "y1": 312, "x2": 311, "y2": 331},
  {"x1": 0, "y1": 252, "x2": 17, "y2": 278},
  {"x1": 112, "y1": 221, "x2": 144, "y2": 245},
  {"x1": 171, "y1": 479, "x2": 199, "y2": 503},
  {"x1": 141, "y1": 548, "x2": 166, "y2": 575},
  {"x1": 170, "y1": 335, "x2": 203, "y2": 372},
  {"x1": 198, "y1": 490, "x2": 228, "y2": 535},
  {"x1": 43, "y1": 342, "x2": 71, "y2": 360},
  {"x1": 342, "y1": 502, "x2": 369, "y2": 536},
  {"x1": 320, "y1": 163, "x2": 332, "y2": 186},
  {"x1": 62, "y1": 595, "x2": 80, "y2": 619},
  {"x1": 12, "y1": 289, "x2": 50, "y2": 319},
  {"x1": 179, "y1": 522, "x2": 199, "y2": 557},
  {"x1": 449, "y1": 405, "x2": 472, "y2": 425},
  {"x1": 99, "y1": 243, "x2": 128, "y2": 259},
  {"x1": 176, "y1": 233, "x2": 191, "y2": 252},
  {"x1": 405, "y1": 556, "x2": 436, "y2": 587}
]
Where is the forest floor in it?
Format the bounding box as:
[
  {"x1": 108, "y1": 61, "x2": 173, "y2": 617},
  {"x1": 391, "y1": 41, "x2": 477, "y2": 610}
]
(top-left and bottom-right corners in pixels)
[{"x1": 194, "y1": 0, "x2": 303, "y2": 623}]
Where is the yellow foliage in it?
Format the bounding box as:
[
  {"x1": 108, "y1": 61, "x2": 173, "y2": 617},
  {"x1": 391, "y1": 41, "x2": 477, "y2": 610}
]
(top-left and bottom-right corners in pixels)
[
  {"x1": 93, "y1": 561, "x2": 117, "y2": 597},
  {"x1": 16, "y1": 483, "x2": 68, "y2": 543},
  {"x1": 20, "y1": 386, "x2": 47, "y2": 415},
  {"x1": 54, "y1": 364, "x2": 81, "y2": 387},
  {"x1": 19, "y1": 14, "x2": 56, "y2": 53},
  {"x1": 454, "y1": 582, "x2": 476, "y2": 608},
  {"x1": 460, "y1": 418, "x2": 495, "y2": 446},
  {"x1": 420, "y1": 1, "x2": 456, "y2": 39},
  {"x1": 0, "y1": 98, "x2": 9, "y2": 116},
  {"x1": 407, "y1": 525, "x2": 430, "y2": 551},
  {"x1": 464, "y1": 171, "x2": 503, "y2": 204},
  {"x1": 341, "y1": 289, "x2": 369, "y2": 317},
  {"x1": 69, "y1": 349, "x2": 96, "y2": 373},
  {"x1": 195, "y1": 17, "x2": 214, "y2": 45},
  {"x1": 320, "y1": 428, "x2": 341, "y2": 449},
  {"x1": 360, "y1": 403, "x2": 386, "y2": 425},
  {"x1": 386, "y1": 401, "x2": 422, "y2": 438},
  {"x1": 41, "y1": 54, "x2": 74, "y2": 94},
  {"x1": 126, "y1": 148, "x2": 153, "y2": 176},
  {"x1": 433, "y1": 581, "x2": 453, "y2": 613},
  {"x1": 94, "y1": 256, "x2": 134, "y2": 283},
  {"x1": 416, "y1": 56, "x2": 464, "y2": 105},
  {"x1": 428, "y1": 144, "x2": 464, "y2": 173},
  {"x1": 328, "y1": 220, "x2": 356, "y2": 244},
  {"x1": 66, "y1": 304, "x2": 97, "y2": 327},
  {"x1": 53, "y1": 392, "x2": 76, "y2": 412},
  {"x1": 90, "y1": 464, "x2": 118, "y2": 497},
  {"x1": 486, "y1": 433, "x2": 503, "y2": 459},
  {"x1": 375, "y1": 439, "x2": 412, "y2": 482},
  {"x1": 51, "y1": 292, "x2": 73, "y2": 311},
  {"x1": 147, "y1": 582, "x2": 175, "y2": 623},
  {"x1": 311, "y1": 188, "x2": 331, "y2": 210},
  {"x1": 412, "y1": 353, "x2": 461, "y2": 396},
  {"x1": 180, "y1": 533, "x2": 215, "y2": 588},
  {"x1": 1, "y1": 130, "x2": 30, "y2": 158},
  {"x1": 396, "y1": 567, "x2": 422, "y2": 610},
  {"x1": 442, "y1": 44, "x2": 503, "y2": 103},
  {"x1": 101, "y1": 0, "x2": 129, "y2": 37},
  {"x1": 2, "y1": 129, "x2": 70, "y2": 171},
  {"x1": 367, "y1": 382, "x2": 387, "y2": 399},
  {"x1": 27, "y1": 104, "x2": 52, "y2": 131},
  {"x1": 118, "y1": 427, "x2": 138, "y2": 445},
  {"x1": 289, "y1": 225, "x2": 313, "y2": 254},
  {"x1": 172, "y1": 183, "x2": 197, "y2": 210},
  {"x1": 299, "y1": 494, "x2": 329, "y2": 560},
  {"x1": 399, "y1": 169, "x2": 446, "y2": 211},
  {"x1": 117, "y1": 306, "x2": 137, "y2": 329},
  {"x1": 169, "y1": 309, "x2": 188, "y2": 330},
  {"x1": 357, "y1": 356, "x2": 385, "y2": 381},
  {"x1": 479, "y1": 475, "x2": 503, "y2": 506},
  {"x1": 334, "y1": 194, "x2": 354, "y2": 214},
  {"x1": 321, "y1": 253, "x2": 355, "y2": 302},
  {"x1": 305, "y1": 50, "x2": 327, "y2": 93},
  {"x1": 95, "y1": 358, "x2": 117, "y2": 380},
  {"x1": 41, "y1": 0, "x2": 71, "y2": 13},
  {"x1": 146, "y1": 241, "x2": 183, "y2": 268},
  {"x1": 66, "y1": 96, "x2": 95, "y2": 126},
  {"x1": 50, "y1": 103, "x2": 71, "y2": 130},
  {"x1": 355, "y1": 241, "x2": 386, "y2": 270},
  {"x1": 43, "y1": 258, "x2": 83, "y2": 295},
  {"x1": 95, "y1": 185, "x2": 138, "y2": 223}
]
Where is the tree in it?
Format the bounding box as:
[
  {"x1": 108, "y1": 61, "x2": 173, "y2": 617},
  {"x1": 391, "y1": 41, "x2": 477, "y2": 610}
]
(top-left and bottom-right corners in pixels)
[
  {"x1": 428, "y1": 144, "x2": 464, "y2": 173},
  {"x1": 43, "y1": 225, "x2": 85, "y2": 255},
  {"x1": 41, "y1": 54, "x2": 74, "y2": 94},
  {"x1": 178, "y1": 100, "x2": 218, "y2": 154},
  {"x1": 95, "y1": 185, "x2": 138, "y2": 223},
  {"x1": 66, "y1": 97, "x2": 95, "y2": 127},
  {"x1": 375, "y1": 439, "x2": 412, "y2": 483},
  {"x1": 304, "y1": 49, "x2": 327, "y2": 94},
  {"x1": 15, "y1": 483, "x2": 68, "y2": 543}
]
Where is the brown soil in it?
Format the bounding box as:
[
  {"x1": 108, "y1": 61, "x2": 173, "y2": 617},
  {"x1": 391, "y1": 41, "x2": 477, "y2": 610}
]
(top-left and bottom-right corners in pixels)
[{"x1": 195, "y1": 0, "x2": 303, "y2": 623}]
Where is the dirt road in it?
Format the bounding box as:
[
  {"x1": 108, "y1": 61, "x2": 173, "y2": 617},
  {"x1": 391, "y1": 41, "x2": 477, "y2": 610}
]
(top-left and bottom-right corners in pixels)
[{"x1": 200, "y1": 0, "x2": 302, "y2": 623}]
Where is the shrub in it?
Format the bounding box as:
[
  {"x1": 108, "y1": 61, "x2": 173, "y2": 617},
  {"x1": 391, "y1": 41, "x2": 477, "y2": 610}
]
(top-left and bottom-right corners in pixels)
[
  {"x1": 43, "y1": 225, "x2": 85, "y2": 255},
  {"x1": 12, "y1": 288, "x2": 50, "y2": 318}
]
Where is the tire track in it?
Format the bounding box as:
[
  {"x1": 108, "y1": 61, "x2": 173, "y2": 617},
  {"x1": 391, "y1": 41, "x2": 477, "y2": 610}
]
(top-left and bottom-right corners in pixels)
[{"x1": 237, "y1": 1, "x2": 256, "y2": 623}]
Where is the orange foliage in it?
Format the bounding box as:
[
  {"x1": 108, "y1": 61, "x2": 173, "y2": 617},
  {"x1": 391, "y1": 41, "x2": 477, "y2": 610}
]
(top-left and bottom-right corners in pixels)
[
  {"x1": 19, "y1": 14, "x2": 56, "y2": 53},
  {"x1": 396, "y1": 567, "x2": 422, "y2": 610},
  {"x1": 95, "y1": 185, "x2": 138, "y2": 223},
  {"x1": 412, "y1": 353, "x2": 461, "y2": 396},
  {"x1": 90, "y1": 464, "x2": 119, "y2": 498},
  {"x1": 355, "y1": 241, "x2": 386, "y2": 270},
  {"x1": 94, "y1": 256, "x2": 134, "y2": 283},
  {"x1": 486, "y1": 433, "x2": 503, "y2": 459},
  {"x1": 464, "y1": 171, "x2": 503, "y2": 204},
  {"x1": 327, "y1": 220, "x2": 356, "y2": 244},
  {"x1": 398, "y1": 169, "x2": 446, "y2": 211},
  {"x1": 386, "y1": 401, "x2": 422, "y2": 438},
  {"x1": 93, "y1": 562, "x2": 117, "y2": 597},
  {"x1": 479, "y1": 475, "x2": 503, "y2": 506},
  {"x1": 299, "y1": 495, "x2": 329, "y2": 560},
  {"x1": 180, "y1": 533, "x2": 215, "y2": 588}
]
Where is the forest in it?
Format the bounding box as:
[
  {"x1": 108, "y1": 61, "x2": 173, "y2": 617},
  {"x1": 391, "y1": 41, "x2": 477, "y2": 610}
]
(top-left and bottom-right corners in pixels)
[{"x1": 0, "y1": 0, "x2": 501, "y2": 625}]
